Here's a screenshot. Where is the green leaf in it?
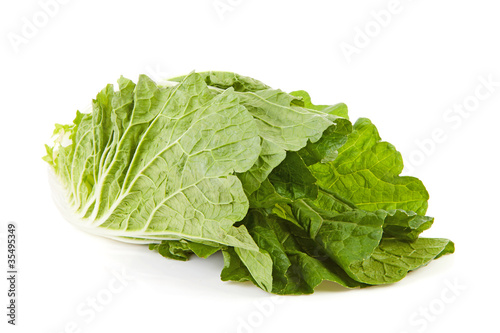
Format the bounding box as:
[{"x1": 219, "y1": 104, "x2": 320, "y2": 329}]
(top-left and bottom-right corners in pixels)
[
  {"x1": 267, "y1": 152, "x2": 318, "y2": 201},
  {"x1": 47, "y1": 73, "x2": 274, "y2": 290},
  {"x1": 288, "y1": 201, "x2": 385, "y2": 270},
  {"x1": 149, "y1": 240, "x2": 222, "y2": 260},
  {"x1": 348, "y1": 238, "x2": 455, "y2": 284},
  {"x1": 236, "y1": 137, "x2": 286, "y2": 195},
  {"x1": 221, "y1": 248, "x2": 255, "y2": 284},
  {"x1": 309, "y1": 118, "x2": 430, "y2": 215},
  {"x1": 290, "y1": 90, "x2": 349, "y2": 119},
  {"x1": 224, "y1": 209, "x2": 364, "y2": 294},
  {"x1": 382, "y1": 209, "x2": 434, "y2": 241},
  {"x1": 149, "y1": 241, "x2": 192, "y2": 261},
  {"x1": 247, "y1": 116, "x2": 353, "y2": 209},
  {"x1": 186, "y1": 242, "x2": 221, "y2": 258},
  {"x1": 298, "y1": 118, "x2": 352, "y2": 165},
  {"x1": 236, "y1": 90, "x2": 336, "y2": 151},
  {"x1": 248, "y1": 151, "x2": 318, "y2": 209},
  {"x1": 234, "y1": 88, "x2": 338, "y2": 195},
  {"x1": 234, "y1": 246, "x2": 273, "y2": 292},
  {"x1": 173, "y1": 73, "x2": 343, "y2": 196},
  {"x1": 274, "y1": 196, "x2": 453, "y2": 285},
  {"x1": 171, "y1": 71, "x2": 271, "y2": 92}
]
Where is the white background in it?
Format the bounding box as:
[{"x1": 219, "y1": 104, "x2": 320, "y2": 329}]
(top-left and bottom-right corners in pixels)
[{"x1": 1, "y1": 0, "x2": 498, "y2": 332}]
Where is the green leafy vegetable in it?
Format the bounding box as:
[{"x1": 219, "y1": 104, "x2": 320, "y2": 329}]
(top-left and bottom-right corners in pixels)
[
  {"x1": 308, "y1": 118, "x2": 429, "y2": 215},
  {"x1": 45, "y1": 71, "x2": 453, "y2": 295}
]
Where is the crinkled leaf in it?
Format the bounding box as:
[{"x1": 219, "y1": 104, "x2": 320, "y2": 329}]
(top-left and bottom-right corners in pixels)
[
  {"x1": 290, "y1": 90, "x2": 349, "y2": 119},
  {"x1": 382, "y1": 209, "x2": 434, "y2": 241},
  {"x1": 149, "y1": 240, "x2": 221, "y2": 261},
  {"x1": 171, "y1": 71, "x2": 271, "y2": 92},
  {"x1": 237, "y1": 137, "x2": 286, "y2": 195},
  {"x1": 235, "y1": 88, "x2": 337, "y2": 194},
  {"x1": 221, "y1": 248, "x2": 256, "y2": 284},
  {"x1": 298, "y1": 118, "x2": 352, "y2": 165},
  {"x1": 309, "y1": 118, "x2": 430, "y2": 215},
  {"x1": 173, "y1": 72, "x2": 342, "y2": 195},
  {"x1": 273, "y1": 196, "x2": 453, "y2": 285},
  {"x1": 149, "y1": 241, "x2": 192, "y2": 261},
  {"x1": 223, "y1": 209, "x2": 364, "y2": 294},
  {"x1": 288, "y1": 200, "x2": 385, "y2": 270},
  {"x1": 248, "y1": 115, "x2": 353, "y2": 209},
  {"x1": 348, "y1": 238, "x2": 455, "y2": 284},
  {"x1": 267, "y1": 152, "x2": 318, "y2": 201},
  {"x1": 47, "y1": 73, "x2": 274, "y2": 290},
  {"x1": 248, "y1": 151, "x2": 317, "y2": 209}
]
